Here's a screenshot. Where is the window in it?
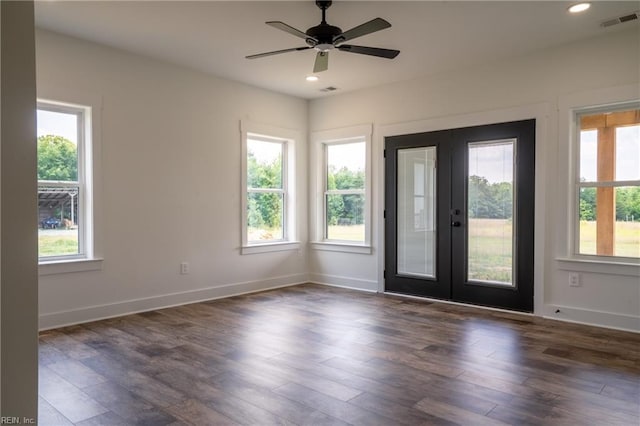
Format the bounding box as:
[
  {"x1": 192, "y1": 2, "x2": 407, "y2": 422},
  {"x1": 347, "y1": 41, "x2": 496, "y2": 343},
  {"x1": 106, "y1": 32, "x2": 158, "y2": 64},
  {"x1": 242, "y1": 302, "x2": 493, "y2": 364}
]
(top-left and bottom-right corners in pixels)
[
  {"x1": 324, "y1": 140, "x2": 366, "y2": 242},
  {"x1": 575, "y1": 105, "x2": 640, "y2": 259},
  {"x1": 37, "y1": 100, "x2": 94, "y2": 263},
  {"x1": 312, "y1": 125, "x2": 371, "y2": 253},
  {"x1": 241, "y1": 121, "x2": 298, "y2": 254},
  {"x1": 247, "y1": 137, "x2": 286, "y2": 243}
]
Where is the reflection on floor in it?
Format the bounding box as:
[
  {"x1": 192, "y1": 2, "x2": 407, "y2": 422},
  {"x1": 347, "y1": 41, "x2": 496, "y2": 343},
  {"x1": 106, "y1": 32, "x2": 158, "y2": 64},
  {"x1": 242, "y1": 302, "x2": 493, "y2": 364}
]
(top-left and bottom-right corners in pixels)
[{"x1": 39, "y1": 283, "x2": 640, "y2": 425}]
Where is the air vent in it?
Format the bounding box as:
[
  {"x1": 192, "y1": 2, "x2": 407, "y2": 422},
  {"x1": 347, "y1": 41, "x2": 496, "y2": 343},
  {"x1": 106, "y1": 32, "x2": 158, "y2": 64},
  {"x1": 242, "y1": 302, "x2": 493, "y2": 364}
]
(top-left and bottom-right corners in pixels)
[
  {"x1": 320, "y1": 86, "x2": 339, "y2": 92},
  {"x1": 601, "y1": 11, "x2": 639, "y2": 28}
]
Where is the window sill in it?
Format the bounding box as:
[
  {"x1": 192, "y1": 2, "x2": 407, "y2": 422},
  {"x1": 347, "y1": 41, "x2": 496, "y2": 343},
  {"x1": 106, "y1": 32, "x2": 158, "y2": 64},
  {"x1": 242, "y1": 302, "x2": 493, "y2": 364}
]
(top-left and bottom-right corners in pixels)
[
  {"x1": 555, "y1": 257, "x2": 639, "y2": 277},
  {"x1": 311, "y1": 241, "x2": 372, "y2": 254},
  {"x1": 241, "y1": 241, "x2": 301, "y2": 255},
  {"x1": 39, "y1": 258, "x2": 104, "y2": 276}
]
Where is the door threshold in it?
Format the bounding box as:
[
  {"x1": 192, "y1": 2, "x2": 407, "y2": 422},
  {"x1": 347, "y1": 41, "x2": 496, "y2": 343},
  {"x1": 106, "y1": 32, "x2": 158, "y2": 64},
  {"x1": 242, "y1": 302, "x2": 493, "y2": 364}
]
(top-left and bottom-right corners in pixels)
[{"x1": 382, "y1": 291, "x2": 534, "y2": 317}]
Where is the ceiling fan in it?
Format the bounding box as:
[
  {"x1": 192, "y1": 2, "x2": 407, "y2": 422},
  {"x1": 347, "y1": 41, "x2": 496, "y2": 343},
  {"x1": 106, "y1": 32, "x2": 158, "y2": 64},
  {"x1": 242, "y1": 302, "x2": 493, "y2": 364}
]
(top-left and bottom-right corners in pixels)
[{"x1": 246, "y1": 0, "x2": 400, "y2": 73}]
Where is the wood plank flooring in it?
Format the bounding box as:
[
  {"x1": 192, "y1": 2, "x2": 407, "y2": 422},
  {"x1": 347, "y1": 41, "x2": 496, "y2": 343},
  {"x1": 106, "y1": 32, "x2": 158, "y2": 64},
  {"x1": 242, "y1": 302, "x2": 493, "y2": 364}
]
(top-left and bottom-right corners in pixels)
[{"x1": 39, "y1": 284, "x2": 640, "y2": 425}]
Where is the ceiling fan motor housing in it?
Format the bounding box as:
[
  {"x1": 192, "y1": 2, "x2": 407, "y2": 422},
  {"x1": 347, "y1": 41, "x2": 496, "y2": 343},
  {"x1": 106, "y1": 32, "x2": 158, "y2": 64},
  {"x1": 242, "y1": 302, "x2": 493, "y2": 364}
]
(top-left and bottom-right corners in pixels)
[
  {"x1": 306, "y1": 23, "x2": 343, "y2": 50},
  {"x1": 316, "y1": 1, "x2": 332, "y2": 11}
]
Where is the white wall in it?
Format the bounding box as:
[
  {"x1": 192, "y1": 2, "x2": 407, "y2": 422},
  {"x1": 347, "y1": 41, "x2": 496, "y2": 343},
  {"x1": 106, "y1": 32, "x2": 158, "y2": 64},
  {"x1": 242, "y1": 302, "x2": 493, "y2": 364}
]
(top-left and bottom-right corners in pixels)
[
  {"x1": 1, "y1": 1, "x2": 39, "y2": 419},
  {"x1": 309, "y1": 28, "x2": 640, "y2": 331},
  {"x1": 36, "y1": 26, "x2": 639, "y2": 332},
  {"x1": 36, "y1": 30, "x2": 309, "y2": 329},
  {"x1": 1, "y1": 3, "x2": 3, "y2": 414}
]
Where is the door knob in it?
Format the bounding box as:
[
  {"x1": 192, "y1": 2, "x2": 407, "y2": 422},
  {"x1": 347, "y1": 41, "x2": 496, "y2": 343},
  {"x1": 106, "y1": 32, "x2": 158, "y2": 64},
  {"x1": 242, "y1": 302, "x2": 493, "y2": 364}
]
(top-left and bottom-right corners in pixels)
[{"x1": 451, "y1": 221, "x2": 461, "y2": 227}]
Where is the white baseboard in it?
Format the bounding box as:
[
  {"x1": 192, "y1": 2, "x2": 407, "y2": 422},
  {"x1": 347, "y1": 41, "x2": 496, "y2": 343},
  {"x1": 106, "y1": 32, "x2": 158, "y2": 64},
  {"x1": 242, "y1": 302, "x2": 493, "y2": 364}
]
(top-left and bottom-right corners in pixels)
[
  {"x1": 308, "y1": 273, "x2": 377, "y2": 292},
  {"x1": 541, "y1": 304, "x2": 639, "y2": 333},
  {"x1": 39, "y1": 274, "x2": 639, "y2": 334},
  {"x1": 39, "y1": 273, "x2": 309, "y2": 330}
]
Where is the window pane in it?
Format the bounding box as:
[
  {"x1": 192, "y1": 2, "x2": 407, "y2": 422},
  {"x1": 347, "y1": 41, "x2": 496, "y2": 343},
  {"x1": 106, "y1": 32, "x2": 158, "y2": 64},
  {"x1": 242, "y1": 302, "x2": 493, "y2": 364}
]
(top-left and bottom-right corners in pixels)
[
  {"x1": 397, "y1": 147, "x2": 436, "y2": 278},
  {"x1": 37, "y1": 109, "x2": 78, "y2": 182},
  {"x1": 577, "y1": 108, "x2": 640, "y2": 259},
  {"x1": 467, "y1": 140, "x2": 515, "y2": 285},
  {"x1": 247, "y1": 139, "x2": 282, "y2": 189},
  {"x1": 578, "y1": 186, "x2": 598, "y2": 255},
  {"x1": 614, "y1": 186, "x2": 640, "y2": 258},
  {"x1": 326, "y1": 194, "x2": 364, "y2": 241},
  {"x1": 327, "y1": 142, "x2": 365, "y2": 190},
  {"x1": 616, "y1": 125, "x2": 640, "y2": 181},
  {"x1": 579, "y1": 129, "x2": 597, "y2": 182},
  {"x1": 579, "y1": 186, "x2": 640, "y2": 258},
  {"x1": 247, "y1": 192, "x2": 283, "y2": 242},
  {"x1": 38, "y1": 185, "x2": 80, "y2": 257}
]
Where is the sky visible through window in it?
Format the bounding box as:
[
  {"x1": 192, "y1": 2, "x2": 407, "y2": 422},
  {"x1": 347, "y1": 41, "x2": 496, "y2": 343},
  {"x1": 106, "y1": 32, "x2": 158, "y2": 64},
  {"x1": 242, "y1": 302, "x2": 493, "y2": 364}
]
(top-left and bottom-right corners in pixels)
[
  {"x1": 468, "y1": 140, "x2": 513, "y2": 184},
  {"x1": 248, "y1": 138, "x2": 281, "y2": 165},
  {"x1": 37, "y1": 109, "x2": 78, "y2": 144},
  {"x1": 328, "y1": 142, "x2": 365, "y2": 172}
]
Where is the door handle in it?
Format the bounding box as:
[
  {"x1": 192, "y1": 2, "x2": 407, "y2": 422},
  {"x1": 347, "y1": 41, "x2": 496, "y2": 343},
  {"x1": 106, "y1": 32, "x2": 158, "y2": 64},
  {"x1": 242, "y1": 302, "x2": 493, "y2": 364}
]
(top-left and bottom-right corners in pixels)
[{"x1": 451, "y1": 221, "x2": 461, "y2": 227}]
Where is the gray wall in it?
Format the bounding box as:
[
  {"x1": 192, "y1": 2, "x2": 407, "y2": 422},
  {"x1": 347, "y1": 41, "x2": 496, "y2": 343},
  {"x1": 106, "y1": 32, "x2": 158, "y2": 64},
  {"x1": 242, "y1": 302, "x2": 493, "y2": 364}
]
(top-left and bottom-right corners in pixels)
[{"x1": 1, "y1": 0, "x2": 38, "y2": 420}]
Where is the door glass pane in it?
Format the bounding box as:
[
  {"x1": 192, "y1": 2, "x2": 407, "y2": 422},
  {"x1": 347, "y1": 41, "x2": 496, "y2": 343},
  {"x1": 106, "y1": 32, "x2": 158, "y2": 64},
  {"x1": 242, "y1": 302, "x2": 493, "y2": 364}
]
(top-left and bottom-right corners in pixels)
[
  {"x1": 397, "y1": 147, "x2": 436, "y2": 278},
  {"x1": 467, "y1": 140, "x2": 515, "y2": 286}
]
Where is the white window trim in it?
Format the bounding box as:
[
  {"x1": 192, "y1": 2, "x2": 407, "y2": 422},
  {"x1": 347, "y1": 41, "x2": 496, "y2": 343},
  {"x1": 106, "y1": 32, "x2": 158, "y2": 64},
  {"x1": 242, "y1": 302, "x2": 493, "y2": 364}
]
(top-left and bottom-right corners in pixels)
[
  {"x1": 311, "y1": 124, "x2": 372, "y2": 254},
  {"x1": 37, "y1": 93, "x2": 103, "y2": 275},
  {"x1": 240, "y1": 120, "x2": 300, "y2": 255},
  {"x1": 558, "y1": 84, "x2": 639, "y2": 273}
]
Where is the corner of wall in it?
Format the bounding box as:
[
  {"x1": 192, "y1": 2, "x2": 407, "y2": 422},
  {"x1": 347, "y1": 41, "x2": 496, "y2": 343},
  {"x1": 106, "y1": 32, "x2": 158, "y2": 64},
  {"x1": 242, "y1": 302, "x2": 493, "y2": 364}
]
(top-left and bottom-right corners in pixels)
[{"x1": 1, "y1": 0, "x2": 38, "y2": 420}]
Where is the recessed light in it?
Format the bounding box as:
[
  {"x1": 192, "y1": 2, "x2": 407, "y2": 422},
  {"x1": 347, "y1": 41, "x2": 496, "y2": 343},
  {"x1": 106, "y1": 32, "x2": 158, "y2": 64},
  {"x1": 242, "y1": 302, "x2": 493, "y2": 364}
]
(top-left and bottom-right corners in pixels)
[
  {"x1": 568, "y1": 3, "x2": 591, "y2": 13},
  {"x1": 306, "y1": 75, "x2": 319, "y2": 82}
]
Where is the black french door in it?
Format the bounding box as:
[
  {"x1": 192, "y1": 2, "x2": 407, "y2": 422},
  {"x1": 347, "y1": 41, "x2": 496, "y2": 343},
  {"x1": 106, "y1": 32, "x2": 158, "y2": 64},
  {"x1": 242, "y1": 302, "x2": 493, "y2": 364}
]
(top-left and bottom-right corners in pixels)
[{"x1": 384, "y1": 120, "x2": 535, "y2": 312}]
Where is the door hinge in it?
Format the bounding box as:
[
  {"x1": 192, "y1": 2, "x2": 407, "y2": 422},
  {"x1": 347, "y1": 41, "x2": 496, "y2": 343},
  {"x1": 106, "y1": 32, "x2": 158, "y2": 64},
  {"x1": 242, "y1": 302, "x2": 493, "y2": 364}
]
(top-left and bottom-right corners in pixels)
[
  {"x1": 383, "y1": 210, "x2": 386, "y2": 219},
  {"x1": 383, "y1": 149, "x2": 386, "y2": 158},
  {"x1": 383, "y1": 270, "x2": 386, "y2": 279}
]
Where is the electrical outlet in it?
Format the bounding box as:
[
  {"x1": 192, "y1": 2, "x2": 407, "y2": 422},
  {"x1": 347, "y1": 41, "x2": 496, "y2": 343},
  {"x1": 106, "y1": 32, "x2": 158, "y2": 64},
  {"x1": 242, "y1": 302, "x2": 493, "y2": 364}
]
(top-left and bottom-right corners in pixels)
[
  {"x1": 569, "y1": 272, "x2": 581, "y2": 287},
  {"x1": 180, "y1": 262, "x2": 189, "y2": 275}
]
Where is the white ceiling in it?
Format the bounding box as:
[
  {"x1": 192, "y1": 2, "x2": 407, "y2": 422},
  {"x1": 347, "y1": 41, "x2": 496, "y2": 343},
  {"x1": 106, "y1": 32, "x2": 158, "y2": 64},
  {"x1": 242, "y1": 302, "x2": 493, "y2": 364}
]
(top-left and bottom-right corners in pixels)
[{"x1": 35, "y1": 1, "x2": 639, "y2": 99}]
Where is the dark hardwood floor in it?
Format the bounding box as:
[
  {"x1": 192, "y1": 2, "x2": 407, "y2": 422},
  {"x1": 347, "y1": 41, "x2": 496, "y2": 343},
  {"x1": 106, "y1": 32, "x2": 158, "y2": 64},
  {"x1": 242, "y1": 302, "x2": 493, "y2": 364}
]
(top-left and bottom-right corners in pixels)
[{"x1": 39, "y1": 283, "x2": 640, "y2": 425}]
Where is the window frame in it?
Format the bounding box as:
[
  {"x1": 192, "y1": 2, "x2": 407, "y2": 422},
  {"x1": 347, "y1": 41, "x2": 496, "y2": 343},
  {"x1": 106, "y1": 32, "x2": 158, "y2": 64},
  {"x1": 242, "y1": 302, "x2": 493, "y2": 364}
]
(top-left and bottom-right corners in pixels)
[
  {"x1": 37, "y1": 97, "x2": 102, "y2": 273},
  {"x1": 246, "y1": 136, "x2": 287, "y2": 244},
  {"x1": 37, "y1": 102, "x2": 87, "y2": 261},
  {"x1": 555, "y1": 83, "x2": 639, "y2": 275},
  {"x1": 311, "y1": 124, "x2": 372, "y2": 254},
  {"x1": 323, "y1": 138, "x2": 367, "y2": 242},
  {"x1": 240, "y1": 120, "x2": 299, "y2": 254},
  {"x1": 573, "y1": 103, "x2": 640, "y2": 261}
]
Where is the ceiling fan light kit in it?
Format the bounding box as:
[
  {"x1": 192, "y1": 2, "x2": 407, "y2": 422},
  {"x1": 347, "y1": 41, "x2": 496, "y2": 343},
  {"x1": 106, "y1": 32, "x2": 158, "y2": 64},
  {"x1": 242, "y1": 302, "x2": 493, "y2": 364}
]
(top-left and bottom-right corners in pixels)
[{"x1": 246, "y1": 0, "x2": 400, "y2": 73}]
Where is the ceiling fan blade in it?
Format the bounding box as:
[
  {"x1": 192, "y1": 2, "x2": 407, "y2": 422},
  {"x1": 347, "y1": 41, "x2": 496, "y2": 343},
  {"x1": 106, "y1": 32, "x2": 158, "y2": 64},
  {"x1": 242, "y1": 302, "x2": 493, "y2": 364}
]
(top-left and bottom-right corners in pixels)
[
  {"x1": 246, "y1": 46, "x2": 311, "y2": 59},
  {"x1": 336, "y1": 18, "x2": 391, "y2": 43},
  {"x1": 313, "y1": 51, "x2": 329, "y2": 73},
  {"x1": 338, "y1": 44, "x2": 400, "y2": 59},
  {"x1": 266, "y1": 21, "x2": 312, "y2": 41}
]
